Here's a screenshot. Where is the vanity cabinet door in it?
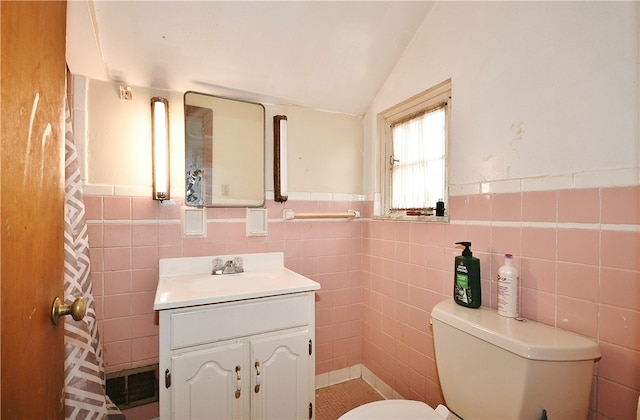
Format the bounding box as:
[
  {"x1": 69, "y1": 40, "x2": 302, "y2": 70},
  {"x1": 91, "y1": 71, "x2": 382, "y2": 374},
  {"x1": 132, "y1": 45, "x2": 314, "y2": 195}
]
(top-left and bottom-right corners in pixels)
[
  {"x1": 250, "y1": 327, "x2": 312, "y2": 419},
  {"x1": 172, "y1": 341, "x2": 249, "y2": 419},
  {"x1": 159, "y1": 291, "x2": 316, "y2": 419}
]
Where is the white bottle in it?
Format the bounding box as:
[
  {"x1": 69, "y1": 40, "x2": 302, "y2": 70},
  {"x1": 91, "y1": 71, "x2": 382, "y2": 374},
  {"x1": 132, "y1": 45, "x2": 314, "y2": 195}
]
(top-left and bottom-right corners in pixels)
[{"x1": 497, "y1": 254, "x2": 519, "y2": 317}]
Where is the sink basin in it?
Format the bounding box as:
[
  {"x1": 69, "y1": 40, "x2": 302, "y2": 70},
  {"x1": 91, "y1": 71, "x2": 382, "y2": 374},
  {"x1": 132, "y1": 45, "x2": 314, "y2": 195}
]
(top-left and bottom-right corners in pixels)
[{"x1": 153, "y1": 253, "x2": 320, "y2": 310}]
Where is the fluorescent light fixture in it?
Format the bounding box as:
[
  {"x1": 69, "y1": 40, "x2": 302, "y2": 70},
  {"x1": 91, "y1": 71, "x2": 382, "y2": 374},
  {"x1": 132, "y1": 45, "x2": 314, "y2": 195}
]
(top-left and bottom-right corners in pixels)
[
  {"x1": 274, "y1": 115, "x2": 288, "y2": 202},
  {"x1": 151, "y1": 97, "x2": 170, "y2": 202}
]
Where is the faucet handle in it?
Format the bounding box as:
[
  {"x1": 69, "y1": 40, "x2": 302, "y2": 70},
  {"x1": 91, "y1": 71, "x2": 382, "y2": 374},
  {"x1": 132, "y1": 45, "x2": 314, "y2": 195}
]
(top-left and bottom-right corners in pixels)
[
  {"x1": 233, "y1": 256, "x2": 244, "y2": 273},
  {"x1": 212, "y1": 257, "x2": 224, "y2": 275},
  {"x1": 222, "y1": 260, "x2": 236, "y2": 274}
]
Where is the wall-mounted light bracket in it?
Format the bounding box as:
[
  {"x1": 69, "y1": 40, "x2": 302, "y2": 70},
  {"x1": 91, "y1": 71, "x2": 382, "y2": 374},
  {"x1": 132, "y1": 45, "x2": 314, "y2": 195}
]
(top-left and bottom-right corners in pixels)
[
  {"x1": 273, "y1": 115, "x2": 288, "y2": 203},
  {"x1": 151, "y1": 97, "x2": 170, "y2": 202}
]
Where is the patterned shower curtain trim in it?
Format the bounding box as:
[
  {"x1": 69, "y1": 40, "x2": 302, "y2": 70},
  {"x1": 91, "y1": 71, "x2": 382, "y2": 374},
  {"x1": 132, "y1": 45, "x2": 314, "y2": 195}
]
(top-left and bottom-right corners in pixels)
[{"x1": 63, "y1": 96, "x2": 123, "y2": 419}]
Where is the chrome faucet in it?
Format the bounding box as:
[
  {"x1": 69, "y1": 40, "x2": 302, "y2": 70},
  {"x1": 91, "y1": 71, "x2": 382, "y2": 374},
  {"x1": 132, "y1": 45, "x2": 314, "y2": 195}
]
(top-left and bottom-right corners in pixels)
[{"x1": 212, "y1": 256, "x2": 244, "y2": 275}]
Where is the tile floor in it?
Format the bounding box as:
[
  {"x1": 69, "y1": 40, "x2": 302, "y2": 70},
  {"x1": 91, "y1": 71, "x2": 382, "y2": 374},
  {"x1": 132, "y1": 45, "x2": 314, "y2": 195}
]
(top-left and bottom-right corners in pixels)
[{"x1": 315, "y1": 378, "x2": 384, "y2": 420}]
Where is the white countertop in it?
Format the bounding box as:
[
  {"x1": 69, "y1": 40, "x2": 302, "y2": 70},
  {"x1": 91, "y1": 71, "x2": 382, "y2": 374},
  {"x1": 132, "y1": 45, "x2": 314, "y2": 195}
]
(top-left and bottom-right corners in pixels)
[{"x1": 153, "y1": 253, "x2": 320, "y2": 310}]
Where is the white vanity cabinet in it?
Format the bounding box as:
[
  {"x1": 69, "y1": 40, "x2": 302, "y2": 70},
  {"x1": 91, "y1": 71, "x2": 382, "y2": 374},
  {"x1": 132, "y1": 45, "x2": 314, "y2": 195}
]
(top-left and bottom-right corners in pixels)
[{"x1": 155, "y1": 253, "x2": 320, "y2": 420}]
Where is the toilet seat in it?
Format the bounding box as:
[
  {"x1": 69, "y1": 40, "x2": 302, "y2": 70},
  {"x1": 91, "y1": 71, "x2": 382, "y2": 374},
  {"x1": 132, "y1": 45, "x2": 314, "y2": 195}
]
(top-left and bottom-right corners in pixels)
[{"x1": 338, "y1": 400, "x2": 454, "y2": 420}]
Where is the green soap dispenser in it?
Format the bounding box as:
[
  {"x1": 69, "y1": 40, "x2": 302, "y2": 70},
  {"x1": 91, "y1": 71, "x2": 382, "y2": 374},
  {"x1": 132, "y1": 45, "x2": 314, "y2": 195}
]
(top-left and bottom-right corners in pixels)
[{"x1": 454, "y1": 241, "x2": 481, "y2": 308}]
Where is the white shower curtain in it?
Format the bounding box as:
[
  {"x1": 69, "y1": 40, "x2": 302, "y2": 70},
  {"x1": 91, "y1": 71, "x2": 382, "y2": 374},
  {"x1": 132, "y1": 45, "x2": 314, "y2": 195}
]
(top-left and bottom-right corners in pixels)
[{"x1": 63, "y1": 97, "x2": 123, "y2": 419}]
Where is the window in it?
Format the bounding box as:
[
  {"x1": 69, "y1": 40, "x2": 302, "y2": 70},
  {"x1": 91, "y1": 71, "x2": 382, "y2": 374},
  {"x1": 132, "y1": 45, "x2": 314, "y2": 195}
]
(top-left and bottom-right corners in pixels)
[{"x1": 379, "y1": 79, "x2": 450, "y2": 217}]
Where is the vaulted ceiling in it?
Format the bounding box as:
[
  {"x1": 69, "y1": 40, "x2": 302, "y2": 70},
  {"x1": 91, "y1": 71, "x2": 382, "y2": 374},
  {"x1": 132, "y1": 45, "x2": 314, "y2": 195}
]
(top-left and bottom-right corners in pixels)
[{"x1": 66, "y1": 1, "x2": 434, "y2": 115}]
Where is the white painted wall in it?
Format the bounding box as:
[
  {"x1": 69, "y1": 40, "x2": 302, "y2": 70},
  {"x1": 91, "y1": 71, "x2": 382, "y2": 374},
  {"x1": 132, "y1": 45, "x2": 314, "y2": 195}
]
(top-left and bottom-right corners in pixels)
[
  {"x1": 276, "y1": 105, "x2": 363, "y2": 195},
  {"x1": 85, "y1": 79, "x2": 184, "y2": 197},
  {"x1": 81, "y1": 3, "x2": 637, "y2": 200},
  {"x1": 364, "y1": 2, "x2": 639, "y2": 196},
  {"x1": 82, "y1": 79, "x2": 363, "y2": 198}
]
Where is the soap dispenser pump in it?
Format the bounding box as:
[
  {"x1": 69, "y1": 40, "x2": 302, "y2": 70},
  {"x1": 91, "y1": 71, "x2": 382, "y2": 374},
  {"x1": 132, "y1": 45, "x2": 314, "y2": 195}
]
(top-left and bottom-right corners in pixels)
[{"x1": 453, "y1": 241, "x2": 481, "y2": 308}]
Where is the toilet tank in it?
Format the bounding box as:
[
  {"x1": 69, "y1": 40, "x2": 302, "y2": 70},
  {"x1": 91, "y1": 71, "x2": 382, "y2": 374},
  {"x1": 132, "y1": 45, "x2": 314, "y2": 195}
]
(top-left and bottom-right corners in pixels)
[{"x1": 430, "y1": 300, "x2": 600, "y2": 420}]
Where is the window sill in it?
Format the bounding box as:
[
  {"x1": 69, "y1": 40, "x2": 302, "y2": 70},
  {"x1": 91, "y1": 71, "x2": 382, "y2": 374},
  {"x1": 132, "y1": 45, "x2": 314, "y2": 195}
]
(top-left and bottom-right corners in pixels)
[{"x1": 373, "y1": 214, "x2": 449, "y2": 223}]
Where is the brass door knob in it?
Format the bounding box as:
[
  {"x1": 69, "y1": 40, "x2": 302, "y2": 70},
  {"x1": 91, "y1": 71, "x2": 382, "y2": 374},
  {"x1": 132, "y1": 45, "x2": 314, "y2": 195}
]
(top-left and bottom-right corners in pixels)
[{"x1": 51, "y1": 296, "x2": 86, "y2": 325}]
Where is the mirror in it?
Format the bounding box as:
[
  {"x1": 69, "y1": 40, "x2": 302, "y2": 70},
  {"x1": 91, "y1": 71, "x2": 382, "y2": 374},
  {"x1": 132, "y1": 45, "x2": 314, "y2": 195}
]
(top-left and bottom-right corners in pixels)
[{"x1": 184, "y1": 92, "x2": 265, "y2": 207}]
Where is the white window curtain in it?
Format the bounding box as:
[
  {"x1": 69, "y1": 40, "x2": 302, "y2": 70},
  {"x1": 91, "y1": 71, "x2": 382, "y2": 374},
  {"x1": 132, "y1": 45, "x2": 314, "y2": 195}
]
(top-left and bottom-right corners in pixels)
[{"x1": 391, "y1": 106, "x2": 445, "y2": 209}]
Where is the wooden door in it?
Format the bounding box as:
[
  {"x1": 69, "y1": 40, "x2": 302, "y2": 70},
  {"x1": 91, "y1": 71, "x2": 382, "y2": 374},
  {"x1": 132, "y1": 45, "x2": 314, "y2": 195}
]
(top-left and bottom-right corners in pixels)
[{"x1": 0, "y1": 1, "x2": 67, "y2": 418}]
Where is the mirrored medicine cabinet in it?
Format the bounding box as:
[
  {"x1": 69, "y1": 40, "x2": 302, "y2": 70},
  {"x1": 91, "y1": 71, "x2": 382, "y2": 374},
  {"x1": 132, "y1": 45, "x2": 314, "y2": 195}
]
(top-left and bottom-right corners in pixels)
[{"x1": 184, "y1": 91, "x2": 265, "y2": 207}]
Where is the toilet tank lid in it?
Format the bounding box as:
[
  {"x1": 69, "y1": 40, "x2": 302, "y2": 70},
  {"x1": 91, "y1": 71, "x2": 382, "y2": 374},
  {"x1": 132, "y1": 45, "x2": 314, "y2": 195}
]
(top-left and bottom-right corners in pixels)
[{"x1": 430, "y1": 300, "x2": 601, "y2": 361}]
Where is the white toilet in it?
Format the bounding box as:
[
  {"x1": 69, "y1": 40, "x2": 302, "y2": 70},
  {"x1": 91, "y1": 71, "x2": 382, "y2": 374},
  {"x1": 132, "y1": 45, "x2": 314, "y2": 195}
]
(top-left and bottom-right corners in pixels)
[{"x1": 340, "y1": 299, "x2": 601, "y2": 420}]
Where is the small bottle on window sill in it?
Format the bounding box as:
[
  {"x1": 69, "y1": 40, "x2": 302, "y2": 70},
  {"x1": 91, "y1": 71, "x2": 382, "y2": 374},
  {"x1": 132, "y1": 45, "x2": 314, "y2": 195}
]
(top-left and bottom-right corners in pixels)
[{"x1": 436, "y1": 199, "x2": 445, "y2": 216}]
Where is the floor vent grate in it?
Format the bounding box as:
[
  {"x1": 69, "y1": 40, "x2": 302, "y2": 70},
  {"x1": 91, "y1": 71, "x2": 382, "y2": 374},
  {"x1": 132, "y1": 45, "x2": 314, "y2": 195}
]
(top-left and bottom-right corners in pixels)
[{"x1": 106, "y1": 364, "x2": 158, "y2": 409}]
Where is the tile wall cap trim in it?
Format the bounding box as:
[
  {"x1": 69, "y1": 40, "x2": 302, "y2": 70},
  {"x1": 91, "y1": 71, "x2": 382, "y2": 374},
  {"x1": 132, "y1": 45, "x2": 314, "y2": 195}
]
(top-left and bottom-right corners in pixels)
[
  {"x1": 83, "y1": 170, "x2": 638, "y2": 201},
  {"x1": 286, "y1": 191, "x2": 364, "y2": 202},
  {"x1": 84, "y1": 184, "x2": 114, "y2": 196},
  {"x1": 481, "y1": 179, "x2": 521, "y2": 194},
  {"x1": 449, "y1": 219, "x2": 492, "y2": 227},
  {"x1": 521, "y1": 221, "x2": 560, "y2": 229},
  {"x1": 522, "y1": 174, "x2": 575, "y2": 192},
  {"x1": 88, "y1": 217, "x2": 370, "y2": 226},
  {"x1": 84, "y1": 184, "x2": 366, "y2": 202},
  {"x1": 207, "y1": 218, "x2": 262, "y2": 224},
  {"x1": 450, "y1": 167, "x2": 639, "y2": 196},
  {"x1": 86, "y1": 219, "x2": 181, "y2": 225},
  {"x1": 452, "y1": 219, "x2": 639, "y2": 232},
  {"x1": 285, "y1": 192, "x2": 311, "y2": 200},
  {"x1": 574, "y1": 167, "x2": 640, "y2": 189},
  {"x1": 114, "y1": 185, "x2": 153, "y2": 197},
  {"x1": 450, "y1": 183, "x2": 480, "y2": 196},
  {"x1": 83, "y1": 184, "x2": 186, "y2": 198},
  {"x1": 601, "y1": 223, "x2": 640, "y2": 232},
  {"x1": 91, "y1": 217, "x2": 363, "y2": 226},
  {"x1": 559, "y1": 222, "x2": 602, "y2": 231},
  {"x1": 310, "y1": 192, "x2": 334, "y2": 201}
]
